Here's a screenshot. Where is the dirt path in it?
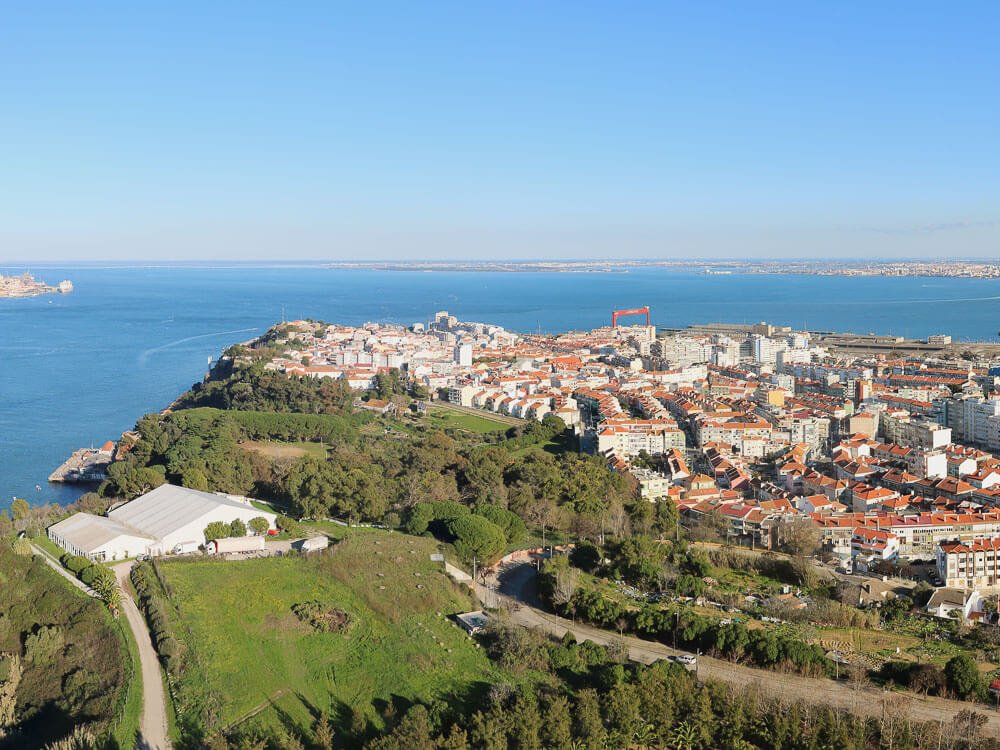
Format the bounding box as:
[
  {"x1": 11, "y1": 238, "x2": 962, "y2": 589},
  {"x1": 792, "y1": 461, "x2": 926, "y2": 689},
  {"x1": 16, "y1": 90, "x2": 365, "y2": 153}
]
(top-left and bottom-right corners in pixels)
[
  {"x1": 484, "y1": 563, "x2": 1000, "y2": 734},
  {"x1": 113, "y1": 561, "x2": 172, "y2": 750}
]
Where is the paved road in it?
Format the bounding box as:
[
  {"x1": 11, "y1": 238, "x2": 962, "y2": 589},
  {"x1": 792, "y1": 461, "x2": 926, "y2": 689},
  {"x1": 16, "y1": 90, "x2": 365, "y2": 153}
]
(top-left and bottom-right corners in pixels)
[
  {"x1": 113, "y1": 561, "x2": 172, "y2": 750},
  {"x1": 484, "y1": 563, "x2": 1000, "y2": 734}
]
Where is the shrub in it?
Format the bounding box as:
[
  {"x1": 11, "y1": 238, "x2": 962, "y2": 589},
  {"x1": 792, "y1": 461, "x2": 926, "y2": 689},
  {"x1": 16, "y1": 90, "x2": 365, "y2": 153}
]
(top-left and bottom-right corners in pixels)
[
  {"x1": 291, "y1": 601, "x2": 351, "y2": 633},
  {"x1": 62, "y1": 554, "x2": 90, "y2": 576},
  {"x1": 249, "y1": 516, "x2": 269, "y2": 535},
  {"x1": 204, "y1": 521, "x2": 230, "y2": 541},
  {"x1": 25, "y1": 625, "x2": 64, "y2": 666},
  {"x1": 79, "y1": 566, "x2": 99, "y2": 587}
]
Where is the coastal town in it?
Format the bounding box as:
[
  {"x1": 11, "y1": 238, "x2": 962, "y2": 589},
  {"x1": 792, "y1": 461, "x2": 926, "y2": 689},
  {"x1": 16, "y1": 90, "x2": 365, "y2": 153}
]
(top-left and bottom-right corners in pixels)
[
  {"x1": 332, "y1": 259, "x2": 1000, "y2": 278},
  {"x1": 0, "y1": 271, "x2": 73, "y2": 297},
  {"x1": 238, "y1": 308, "x2": 1000, "y2": 622}
]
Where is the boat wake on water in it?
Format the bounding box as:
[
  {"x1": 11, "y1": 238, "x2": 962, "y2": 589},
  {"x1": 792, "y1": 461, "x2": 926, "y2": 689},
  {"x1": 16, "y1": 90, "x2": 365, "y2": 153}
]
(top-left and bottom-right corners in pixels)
[{"x1": 137, "y1": 327, "x2": 260, "y2": 366}]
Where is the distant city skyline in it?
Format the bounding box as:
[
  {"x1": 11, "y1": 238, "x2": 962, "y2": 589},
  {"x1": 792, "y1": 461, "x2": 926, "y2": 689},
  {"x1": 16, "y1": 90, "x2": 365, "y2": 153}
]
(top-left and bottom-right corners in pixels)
[{"x1": 2, "y1": 2, "x2": 998, "y2": 261}]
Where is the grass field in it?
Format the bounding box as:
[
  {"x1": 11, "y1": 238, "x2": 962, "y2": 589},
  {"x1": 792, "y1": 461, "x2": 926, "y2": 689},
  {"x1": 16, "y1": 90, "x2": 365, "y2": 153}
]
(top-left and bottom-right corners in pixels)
[
  {"x1": 158, "y1": 532, "x2": 500, "y2": 743},
  {"x1": 241, "y1": 440, "x2": 329, "y2": 460},
  {"x1": 426, "y1": 409, "x2": 512, "y2": 434}
]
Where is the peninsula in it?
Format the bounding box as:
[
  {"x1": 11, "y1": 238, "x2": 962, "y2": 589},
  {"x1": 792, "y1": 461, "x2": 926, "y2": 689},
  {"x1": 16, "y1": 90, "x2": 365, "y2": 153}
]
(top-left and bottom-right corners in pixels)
[{"x1": 0, "y1": 271, "x2": 73, "y2": 297}]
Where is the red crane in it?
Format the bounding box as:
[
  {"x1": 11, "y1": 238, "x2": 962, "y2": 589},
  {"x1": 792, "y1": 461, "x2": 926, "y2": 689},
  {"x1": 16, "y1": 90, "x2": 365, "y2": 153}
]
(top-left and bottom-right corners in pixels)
[{"x1": 611, "y1": 306, "x2": 650, "y2": 328}]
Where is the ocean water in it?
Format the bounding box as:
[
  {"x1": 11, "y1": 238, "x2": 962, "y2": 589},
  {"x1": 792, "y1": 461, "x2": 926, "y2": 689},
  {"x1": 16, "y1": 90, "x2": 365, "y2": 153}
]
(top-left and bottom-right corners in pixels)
[{"x1": 2, "y1": 264, "x2": 1000, "y2": 511}]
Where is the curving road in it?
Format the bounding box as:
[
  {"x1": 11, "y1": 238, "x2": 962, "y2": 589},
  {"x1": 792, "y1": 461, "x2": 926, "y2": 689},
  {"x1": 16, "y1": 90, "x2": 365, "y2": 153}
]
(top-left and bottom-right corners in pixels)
[
  {"x1": 113, "y1": 562, "x2": 172, "y2": 750},
  {"x1": 483, "y1": 562, "x2": 1000, "y2": 734}
]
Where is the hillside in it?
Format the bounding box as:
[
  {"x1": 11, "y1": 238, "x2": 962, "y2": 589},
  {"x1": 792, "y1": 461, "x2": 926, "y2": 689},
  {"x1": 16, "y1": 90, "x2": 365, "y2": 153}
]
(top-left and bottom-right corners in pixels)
[
  {"x1": 0, "y1": 541, "x2": 131, "y2": 749},
  {"x1": 154, "y1": 531, "x2": 503, "y2": 746}
]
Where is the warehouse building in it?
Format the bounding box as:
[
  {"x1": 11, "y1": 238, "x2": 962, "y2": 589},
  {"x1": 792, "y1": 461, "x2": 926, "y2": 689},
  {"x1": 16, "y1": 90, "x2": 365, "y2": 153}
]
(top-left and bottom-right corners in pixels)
[{"x1": 47, "y1": 483, "x2": 277, "y2": 561}]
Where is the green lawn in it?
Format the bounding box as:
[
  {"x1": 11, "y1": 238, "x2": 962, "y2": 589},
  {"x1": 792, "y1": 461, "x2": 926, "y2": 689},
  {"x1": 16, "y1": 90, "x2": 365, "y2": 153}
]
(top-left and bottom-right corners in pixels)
[
  {"x1": 31, "y1": 532, "x2": 66, "y2": 561},
  {"x1": 158, "y1": 533, "x2": 499, "y2": 742},
  {"x1": 426, "y1": 409, "x2": 512, "y2": 434}
]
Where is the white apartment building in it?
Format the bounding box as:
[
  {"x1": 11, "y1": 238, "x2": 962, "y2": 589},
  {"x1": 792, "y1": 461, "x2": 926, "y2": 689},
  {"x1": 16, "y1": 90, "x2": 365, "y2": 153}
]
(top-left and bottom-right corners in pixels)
[{"x1": 937, "y1": 538, "x2": 1000, "y2": 589}]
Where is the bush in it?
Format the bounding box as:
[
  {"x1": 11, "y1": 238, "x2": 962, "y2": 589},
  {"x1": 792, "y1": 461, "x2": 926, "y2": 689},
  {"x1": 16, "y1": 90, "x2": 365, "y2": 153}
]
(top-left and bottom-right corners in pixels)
[
  {"x1": 569, "y1": 541, "x2": 601, "y2": 572},
  {"x1": 229, "y1": 518, "x2": 247, "y2": 537},
  {"x1": 291, "y1": 601, "x2": 351, "y2": 633},
  {"x1": 204, "y1": 521, "x2": 231, "y2": 541},
  {"x1": 24, "y1": 625, "x2": 64, "y2": 666},
  {"x1": 62, "y1": 554, "x2": 90, "y2": 576},
  {"x1": 276, "y1": 515, "x2": 303, "y2": 536},
  {"x1": 79, "y1": 566, "x2": 99, "y2": 587}
]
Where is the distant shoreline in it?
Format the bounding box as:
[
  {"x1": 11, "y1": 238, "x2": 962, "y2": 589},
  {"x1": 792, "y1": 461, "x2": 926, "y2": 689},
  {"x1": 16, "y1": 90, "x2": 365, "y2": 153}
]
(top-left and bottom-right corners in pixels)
[{"x1": 320, "y1": 260, "x2": 1000, "y2": 278}]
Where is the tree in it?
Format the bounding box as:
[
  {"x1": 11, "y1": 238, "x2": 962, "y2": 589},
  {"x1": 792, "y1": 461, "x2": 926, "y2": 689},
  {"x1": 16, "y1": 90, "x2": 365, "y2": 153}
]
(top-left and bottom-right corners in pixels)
[
  {"x1": 230, "y1": 518, "x2": 247, "y2": 537},
  {"x1": 542, "y1": 694, "x2": 573, "y2": 750},
  {"x1": 783, "y1": 516, "x2": 821, "y2": 558},
  {"x1": 475, "y1": 503, "x2": 525, "y2": 546},
  {"x1": 551, "y1": 564, "x2": 580, "y2": 614},
  {"x1": 608, "y1": 535, "x2": 665, "y2": 589},
  {"x1": 573, "y1": 689, "x2": 605, "y2": 750},
  {"x1": 0, "y1": 653, "x2": 21, "y2": 734},
  {"x1": 9, "y1": 536, "x2": 31, "y2": 557},
  {"x1": 10, "y1": 498, "x2": 29, "y2": 522},
  {"x1": 313, "y1": 712, "x2": 334, "y2": 750},
  {"x1": 447, "y1": 514, "x2": 507, "y2": 566},
  {"x1": 249, "y1": 516, "x2": 269, "y2": 535},
  {"x1": 950, "y1": 709, "x2": 989, "y2": 745},
  {"x1": 204, "y1": 521, "x2": 231, "y2": 541},
  {"x1": 944, "y1": 653, "x2": 983, "y2": 699}
]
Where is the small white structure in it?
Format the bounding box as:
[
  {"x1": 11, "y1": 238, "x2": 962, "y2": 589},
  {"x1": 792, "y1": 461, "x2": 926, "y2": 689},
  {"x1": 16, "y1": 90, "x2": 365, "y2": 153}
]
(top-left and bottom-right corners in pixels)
[
  {"x1": 925, "y1": 588, "x2": 982, "y2": 622},
  {"x1": 47, "y1": 483, "x2": 278, "y2": 561},
  {"x1": 455, "y1": 610, "x2": 490, "y2": 634},
  {"x1": 301, "y1": 535, "x2": 329, "y2": 553}
]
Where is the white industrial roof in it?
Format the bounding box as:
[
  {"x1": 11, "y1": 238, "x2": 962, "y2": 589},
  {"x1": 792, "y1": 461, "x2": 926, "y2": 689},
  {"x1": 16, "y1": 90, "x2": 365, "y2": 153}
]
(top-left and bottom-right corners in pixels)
[
  {"x1": 108, "y1": 483, "x2": 271, "y2": 540},
  {"x1": 48, "y1": 512, "x2": 155, "y2": 552}
]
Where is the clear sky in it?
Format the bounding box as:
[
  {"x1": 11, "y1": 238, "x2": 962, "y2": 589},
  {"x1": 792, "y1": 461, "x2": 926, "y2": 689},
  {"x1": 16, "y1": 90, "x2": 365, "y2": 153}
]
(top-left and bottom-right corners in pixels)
[{"x1": 2, "y1": 2, "x2": 998, "y2": 261}]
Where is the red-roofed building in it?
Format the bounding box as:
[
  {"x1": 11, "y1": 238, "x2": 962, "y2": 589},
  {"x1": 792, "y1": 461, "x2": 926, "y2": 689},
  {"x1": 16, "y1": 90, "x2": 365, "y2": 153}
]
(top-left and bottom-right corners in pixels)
[
  {"x1": 852, "y1": 527, "x2": 900, "y2": 560},
  {"x1": 937, "y1": 537, "x2": 1000, "y2": 589}
]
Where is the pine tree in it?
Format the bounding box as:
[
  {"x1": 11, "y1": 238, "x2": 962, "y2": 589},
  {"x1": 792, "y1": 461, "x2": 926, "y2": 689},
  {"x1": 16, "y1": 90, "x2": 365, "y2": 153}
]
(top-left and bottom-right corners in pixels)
[
  {"x1": 439, "y1": 724, "x2": 469, "y2": 750},
  {"x1": 314, "y1": 712, "x2": 334, "y2": 750},
  {"x1": 541, "y1": 694, "x2": 573, "y2": 750},
  {"x1": 510, "y1": 691, "x2": 543, "y2": 750},
  {"x1": 573, "y1": 689, "x2": 606, "y2": 750}
]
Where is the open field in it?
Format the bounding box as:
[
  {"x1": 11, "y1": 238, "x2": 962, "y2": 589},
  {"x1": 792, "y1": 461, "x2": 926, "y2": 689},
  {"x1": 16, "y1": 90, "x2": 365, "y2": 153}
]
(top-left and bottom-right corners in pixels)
[
  {"x1": 158, "y1": 532, "x2": 501, "y2": 742},
  {"x1": 240, "y1": 439, "x2": 328, "y2": 460},
  {"x1": 426, "y1": 407, "x2": 513, "y2": 433}
]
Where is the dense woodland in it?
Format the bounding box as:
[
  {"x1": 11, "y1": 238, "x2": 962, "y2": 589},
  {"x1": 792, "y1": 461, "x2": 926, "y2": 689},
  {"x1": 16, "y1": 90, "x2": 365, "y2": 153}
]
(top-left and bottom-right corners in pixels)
[{"x1": 100, "y1": 367, "x2": 662, "y2": 563}]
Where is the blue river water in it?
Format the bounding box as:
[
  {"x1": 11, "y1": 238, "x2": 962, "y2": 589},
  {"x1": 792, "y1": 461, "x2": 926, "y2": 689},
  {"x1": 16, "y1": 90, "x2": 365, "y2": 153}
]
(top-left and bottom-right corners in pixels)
[{"x1": 2, "y1": 264, "x2": 999, "y2": 511}]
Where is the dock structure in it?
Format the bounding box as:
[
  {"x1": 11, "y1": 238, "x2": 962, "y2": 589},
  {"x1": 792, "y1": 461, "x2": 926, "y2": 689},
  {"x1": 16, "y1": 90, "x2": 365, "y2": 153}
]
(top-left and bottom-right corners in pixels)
[{"x1": 48, "y1": 442, "x2": 114, "y2": 483}]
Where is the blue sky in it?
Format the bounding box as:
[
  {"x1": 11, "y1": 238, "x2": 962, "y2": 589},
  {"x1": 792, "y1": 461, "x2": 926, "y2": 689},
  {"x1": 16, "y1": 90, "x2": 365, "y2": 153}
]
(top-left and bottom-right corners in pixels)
[{"x1": 1, "y1": 2, "x2": 998, "y2": 261}]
